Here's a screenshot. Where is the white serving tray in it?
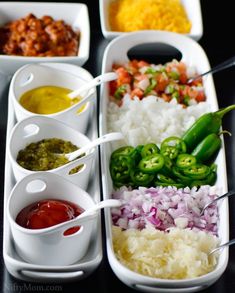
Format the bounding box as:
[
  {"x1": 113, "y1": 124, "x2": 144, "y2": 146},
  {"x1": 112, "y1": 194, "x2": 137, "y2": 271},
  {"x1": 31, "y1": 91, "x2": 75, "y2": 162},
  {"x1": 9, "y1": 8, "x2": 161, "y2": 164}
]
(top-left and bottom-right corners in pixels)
[
  {"x1": 99, "y1": 31, "x2": 229, "y2": 292},
  {"x1": 3, "y1": 63, "x2": 102, "y2": 283}
]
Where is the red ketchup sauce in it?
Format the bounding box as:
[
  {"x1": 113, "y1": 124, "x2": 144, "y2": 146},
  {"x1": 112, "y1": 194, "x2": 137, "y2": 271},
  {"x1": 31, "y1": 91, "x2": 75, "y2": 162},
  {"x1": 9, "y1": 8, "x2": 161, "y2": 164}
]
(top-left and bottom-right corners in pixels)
[{"x1": 16, "y1": 199, "x2": 84, "y2": 236}]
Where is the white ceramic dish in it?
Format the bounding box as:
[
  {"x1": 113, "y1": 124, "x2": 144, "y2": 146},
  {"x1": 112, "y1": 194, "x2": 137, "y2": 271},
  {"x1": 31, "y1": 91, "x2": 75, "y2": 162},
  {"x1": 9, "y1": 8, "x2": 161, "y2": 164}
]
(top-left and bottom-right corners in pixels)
[
  {"x1": 9, "y1": 63, "x2": 94, "y2": 133},
  {"x1": 99, "y1": 31, "x2": 229, "y2": 292},
  {"x1": 3, "y1": 63, "x2": 102, "y2": 283},
  {"x1": 99, "y1": 0, "x2": 203, "y2": 41},
  {"x1": 8, "y1": 115, "x2": 95, "y2": 191},
  {"x1": 7, "y1": 172, "x2": 97, "y2": 266},
  {"x1": 0, "y1": 2, "x2": 90, "y2": 75}
]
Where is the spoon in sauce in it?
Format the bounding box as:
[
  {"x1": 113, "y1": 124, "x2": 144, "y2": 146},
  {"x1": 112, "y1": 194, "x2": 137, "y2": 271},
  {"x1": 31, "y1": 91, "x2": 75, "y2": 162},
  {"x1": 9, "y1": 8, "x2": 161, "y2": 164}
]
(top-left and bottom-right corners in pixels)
[
  {"x1": 188, "y1": 55, "x2": 235, "y2": 84},
  {"x1": 59, "y1": 132, "x2": 124, "y2": 161},
  {"x1": 56, "y1": 71, "x2": 118, "y2": 113}
]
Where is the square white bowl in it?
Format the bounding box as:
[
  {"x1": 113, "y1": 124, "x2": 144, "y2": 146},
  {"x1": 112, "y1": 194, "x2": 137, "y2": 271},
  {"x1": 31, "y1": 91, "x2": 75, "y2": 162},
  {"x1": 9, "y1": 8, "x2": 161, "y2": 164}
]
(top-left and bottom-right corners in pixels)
[
  {"x1": 0, "y1": 2, "x2": 90, "y2": 75},
  {"x1": 99, "y1": 0, "x2": 203, "y2": 41}
]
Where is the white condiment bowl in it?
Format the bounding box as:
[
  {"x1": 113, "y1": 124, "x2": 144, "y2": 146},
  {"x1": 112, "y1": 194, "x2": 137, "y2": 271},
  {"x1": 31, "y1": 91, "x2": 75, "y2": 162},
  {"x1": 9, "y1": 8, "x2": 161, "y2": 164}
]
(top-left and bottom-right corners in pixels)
[
  {"x1": 9, "y1": 63, "x2": 95, "y2": 134},
  {"x1": 8, "y1": 115, "x2": 95, "y2": 190},
  {"x1": 7, "y1": 172, "x2": 97, "y2": 266}
]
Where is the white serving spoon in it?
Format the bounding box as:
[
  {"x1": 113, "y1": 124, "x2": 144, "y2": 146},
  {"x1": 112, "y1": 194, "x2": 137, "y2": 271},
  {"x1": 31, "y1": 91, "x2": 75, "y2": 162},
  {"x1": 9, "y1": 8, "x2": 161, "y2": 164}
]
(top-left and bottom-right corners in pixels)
[
  {"x1": 64, "y1": 71, "x2": 117, "y2": 111},
  {"x1": 68, "y1": 72, "x2": 117, "y2": 99},
  {"x1": 49, "y1": 199, "x2": 122, "y2": 233},
  {"x1": 60, "y1": 132, "x2": 124, "y2": 161},
  {"x1": 24, "y1": 64, "x2": 117, "y2": 109},
  {"x1": 72, "y1": 199, "x2": 122, "y2": 223}
]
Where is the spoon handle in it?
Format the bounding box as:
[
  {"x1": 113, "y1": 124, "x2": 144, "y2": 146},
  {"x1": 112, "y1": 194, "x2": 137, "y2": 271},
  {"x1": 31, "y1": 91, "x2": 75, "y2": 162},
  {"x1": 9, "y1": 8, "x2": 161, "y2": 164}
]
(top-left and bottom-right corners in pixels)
[
  {"x1": 209, "y1": 238, "x2": 235, "y2": 256},
  {"x1": 188, "y1": 55, "x2": 235, "y2": 83},
  {"x1": 68, "y1": 72, "x2": 117, "y2": 99},
  {"x1": 74, "y1": 199, "x2": 122, "y2": 222},
  {"x1": 200, "y1": 190, "x2": 235, "y2": 215},
  {"x1": 67, "y1": 132, "x2": 124, "y2": 161}
]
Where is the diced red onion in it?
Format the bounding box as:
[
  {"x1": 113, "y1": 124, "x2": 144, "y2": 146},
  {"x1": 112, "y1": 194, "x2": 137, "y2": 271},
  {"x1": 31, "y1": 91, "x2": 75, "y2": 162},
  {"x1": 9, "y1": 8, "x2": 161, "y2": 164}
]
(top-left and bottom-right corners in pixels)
[{"x1": 112, "y1": 186, "x2": 219, "y2": 235}]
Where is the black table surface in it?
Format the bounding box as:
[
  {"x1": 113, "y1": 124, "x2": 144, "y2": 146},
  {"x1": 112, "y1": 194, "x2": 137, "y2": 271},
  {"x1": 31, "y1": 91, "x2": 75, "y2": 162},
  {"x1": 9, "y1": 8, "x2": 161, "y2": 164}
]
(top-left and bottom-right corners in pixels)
[{"x1": 1, "y1": 1, "x2": 235, "y2": 292}]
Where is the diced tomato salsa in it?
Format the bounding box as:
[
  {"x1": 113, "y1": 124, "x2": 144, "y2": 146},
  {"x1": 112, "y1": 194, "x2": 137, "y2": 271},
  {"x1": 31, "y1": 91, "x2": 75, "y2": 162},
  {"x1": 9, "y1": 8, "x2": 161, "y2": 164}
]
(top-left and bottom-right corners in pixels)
[{"x1": 110, "y1": 59, "x2": 205, "y2": 107}]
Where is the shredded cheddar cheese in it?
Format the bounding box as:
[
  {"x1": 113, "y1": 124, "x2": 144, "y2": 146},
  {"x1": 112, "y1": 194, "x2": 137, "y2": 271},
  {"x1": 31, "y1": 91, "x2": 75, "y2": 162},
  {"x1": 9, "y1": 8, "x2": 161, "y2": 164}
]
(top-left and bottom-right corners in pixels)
[{"x1": 109, "y1": 0, "x2": 192, "y2": 33}]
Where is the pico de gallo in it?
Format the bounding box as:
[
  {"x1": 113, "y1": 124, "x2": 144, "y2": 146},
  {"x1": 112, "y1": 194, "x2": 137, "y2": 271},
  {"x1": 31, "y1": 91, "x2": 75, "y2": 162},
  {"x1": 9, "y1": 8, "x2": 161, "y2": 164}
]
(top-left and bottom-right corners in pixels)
[{"x1": 109, "y1": 59, "x2": 206, "y2": 107}]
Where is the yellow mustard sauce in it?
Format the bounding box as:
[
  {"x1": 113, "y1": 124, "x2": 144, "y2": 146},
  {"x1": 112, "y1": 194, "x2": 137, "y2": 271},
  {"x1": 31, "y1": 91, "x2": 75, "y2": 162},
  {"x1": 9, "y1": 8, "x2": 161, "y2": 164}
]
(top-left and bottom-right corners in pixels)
[{"x1": 19, "y1": 86, "x2": 82, "y2": 115}]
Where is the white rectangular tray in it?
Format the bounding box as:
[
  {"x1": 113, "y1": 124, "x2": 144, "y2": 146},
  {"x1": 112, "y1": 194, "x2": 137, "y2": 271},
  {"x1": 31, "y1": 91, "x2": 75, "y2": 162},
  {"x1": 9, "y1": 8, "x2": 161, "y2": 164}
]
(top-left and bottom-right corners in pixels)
[
  {"x1": 3, "y1": 63, "x2": 102, "y2": 283},
  {"x1": 99, "y1": 31, "x2": 229, "y2": 292}
]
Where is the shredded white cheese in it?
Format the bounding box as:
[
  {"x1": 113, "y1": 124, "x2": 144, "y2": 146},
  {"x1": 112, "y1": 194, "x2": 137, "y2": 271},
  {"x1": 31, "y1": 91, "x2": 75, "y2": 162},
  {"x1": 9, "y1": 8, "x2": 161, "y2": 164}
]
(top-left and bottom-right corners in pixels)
[{"x1": 112, "y1": 226, "x2": 219, "y2": 279}]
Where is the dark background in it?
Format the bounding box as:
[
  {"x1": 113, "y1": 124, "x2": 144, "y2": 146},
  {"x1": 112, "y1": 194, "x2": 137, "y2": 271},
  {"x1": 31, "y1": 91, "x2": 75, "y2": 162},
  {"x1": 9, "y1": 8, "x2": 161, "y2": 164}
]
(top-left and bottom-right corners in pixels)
[{"x1": 0, "y1": 0, "x2": 235, "y2": 292}]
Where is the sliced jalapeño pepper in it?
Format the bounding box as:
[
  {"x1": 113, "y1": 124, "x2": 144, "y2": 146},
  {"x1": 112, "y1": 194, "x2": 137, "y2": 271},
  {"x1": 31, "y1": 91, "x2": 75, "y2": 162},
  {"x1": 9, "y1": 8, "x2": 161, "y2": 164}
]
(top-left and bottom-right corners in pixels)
[
  {"x1": 155, "y1": 173, "x2": 176, "y2": 184},
  {"x1": 160, "y1": 136, "x2": 187, "y2": 154},
  {"x1": 132, "y1": 145, "x2": 144, "y2": 163},
  {"x1": 160, "y1": 146, "x2": 178, "y2": 160},
  {"x1": 210, "y1": 163, "x2": 217, "y2": 173},
  {"x1": 110, "y1": 155, "x2": 132, "y2": 182},
  {"x1": 172, "y1": 166, "x2": 193, "y2": 185},
  {"x1": 154, "y1": 182, "x2": 184, "y2": 188},
  {"x1": 135, "y1": 144, "x2": 144, "y2": 154},
  {"x1": 190, "y1": 171, "x2": 217, "y2": 188},
  {"x1": 111, "y1": 146, "x2": 135, "y2": 159},
  {"x1": 138, "y1": 154, "x2": 164, "y2": 173},
  {"x1": 160, "y1": 156, "x2": 174, "y2": 176},
  {"x1": 176, "y1": 154, "x2": 197, "y2": 169},
  {"x1": 113, "y1": 180, "x2": 134, "y2": 189},
  {"x1": 182, "y1": 163, "x2": 210, "y2": 180},
  {"x1": 206, "y1": 171, "x2": 217, "y2": 185},
  {"x1": 130, "y1": 169, "x2": 154, "y2": 187},
  {"x1": 113, "y1": 181, "x2": 125, "y2": 188},
  {"x1": 141, "y1": 143, "x2": 159, "y2": 158}
]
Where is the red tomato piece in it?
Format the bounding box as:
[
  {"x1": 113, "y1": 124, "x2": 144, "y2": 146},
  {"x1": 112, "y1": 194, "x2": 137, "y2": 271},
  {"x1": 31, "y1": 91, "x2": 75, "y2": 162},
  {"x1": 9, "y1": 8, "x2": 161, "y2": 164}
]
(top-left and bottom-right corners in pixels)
[{"x1": 130, "y1": 88, "x2": 144, "y2": 99}]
